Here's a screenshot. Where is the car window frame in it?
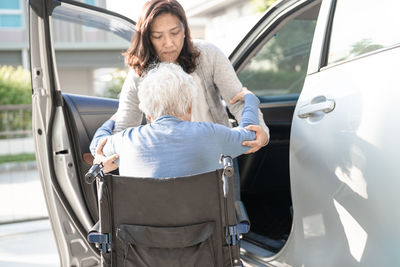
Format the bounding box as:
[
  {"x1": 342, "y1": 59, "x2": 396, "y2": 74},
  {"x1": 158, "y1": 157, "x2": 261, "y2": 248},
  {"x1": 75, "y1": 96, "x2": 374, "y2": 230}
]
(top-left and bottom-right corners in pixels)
[
  {"x1": 315, "y1": 0, "x2": 400, "y2": 72},
  {"x1": 231, "y1": 0, "x2": 322, "y2": 103}
]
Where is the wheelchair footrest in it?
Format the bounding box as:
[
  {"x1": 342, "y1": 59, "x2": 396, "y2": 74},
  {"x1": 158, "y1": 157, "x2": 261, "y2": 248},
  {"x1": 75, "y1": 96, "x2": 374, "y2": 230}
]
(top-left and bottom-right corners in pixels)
[
  {"x1": 88, "y1": 232, "x2": 110, "y2": 254},
  {"x1": 225, "y1": 222, "x2": 250, "y2": 246}
]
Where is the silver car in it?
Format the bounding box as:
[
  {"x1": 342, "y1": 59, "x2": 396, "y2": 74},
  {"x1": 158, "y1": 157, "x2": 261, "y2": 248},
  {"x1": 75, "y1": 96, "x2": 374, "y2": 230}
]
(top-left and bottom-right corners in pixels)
[{"x1": 30, "y1": 0, "x2": 400, "y2": 266}]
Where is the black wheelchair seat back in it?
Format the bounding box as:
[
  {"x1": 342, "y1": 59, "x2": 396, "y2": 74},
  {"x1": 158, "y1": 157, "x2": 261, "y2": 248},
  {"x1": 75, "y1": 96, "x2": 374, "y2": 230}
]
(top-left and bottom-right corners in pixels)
[{"x1": 88, "y1": 165, "x2": 249, "y2": 266}]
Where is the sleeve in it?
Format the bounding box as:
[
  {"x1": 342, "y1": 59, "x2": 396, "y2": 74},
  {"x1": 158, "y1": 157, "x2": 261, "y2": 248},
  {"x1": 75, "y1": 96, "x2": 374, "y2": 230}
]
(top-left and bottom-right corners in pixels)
[
  {"x1": 213, "y1": 124, "x2": 256, "y2": 158},
  {"x1": 205, "y1": 42, "x2": 270, "y2": 140},
  {"x1": 89, "y1": 120, "x2": 117, "y2": 156},
  {"x1": 239, "y1": 94, "x2": 260, "y2": 127},
  {"x1": 114, "y1": 69, "x2": 144, "y2": 132},
  {"x1": 209, "y1": 93, "x2": 259, "y2": 158}
]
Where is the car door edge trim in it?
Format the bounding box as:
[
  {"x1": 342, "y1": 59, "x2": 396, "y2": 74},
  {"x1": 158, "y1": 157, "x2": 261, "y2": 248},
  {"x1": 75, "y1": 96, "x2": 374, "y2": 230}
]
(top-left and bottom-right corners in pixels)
[
  {"x1": 30, "y1": 1, "x2": 100, "y2": 256},
  {"x1": 231, "y1": 0, "x2": 317, "y2": 70},
  {"x1": 57, "y1": 0, "x2": 136, "y2": 26},
  {"x1": 29, "y1": 0, "x2": 61, "y2": 18},
  {"x1": 319, "y1": 0, "x2": 337, "y2": 69}
]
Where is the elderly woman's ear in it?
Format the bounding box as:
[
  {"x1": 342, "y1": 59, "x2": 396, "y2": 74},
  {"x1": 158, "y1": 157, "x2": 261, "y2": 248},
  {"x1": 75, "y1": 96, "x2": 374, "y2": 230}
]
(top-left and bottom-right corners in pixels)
[{"x1": 230, "y1": 87, "x2": 253, "y2": 104}]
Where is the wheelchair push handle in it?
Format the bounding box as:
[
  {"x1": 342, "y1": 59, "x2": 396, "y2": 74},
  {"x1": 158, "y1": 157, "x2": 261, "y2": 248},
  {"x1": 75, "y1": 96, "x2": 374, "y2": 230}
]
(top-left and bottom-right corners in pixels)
[
  {"x1": 85, "y1": 163, "x2": 104, "y2": 184},
  {"x1": 221, "y1": 155, "x2": 234, "y2": 178},
  {"x1": 220, "y1": 155, "x2": 234, "y2": 197}
]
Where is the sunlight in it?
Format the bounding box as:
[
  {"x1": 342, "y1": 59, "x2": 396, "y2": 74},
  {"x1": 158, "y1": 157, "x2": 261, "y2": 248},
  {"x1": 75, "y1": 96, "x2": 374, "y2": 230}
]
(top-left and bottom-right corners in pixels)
[
  {"x1": 333, "y1": 199, "x2": 367, "y2": 262},
  {"x1": 302, "y1": 213, "x2": 326, "y2": 239},
  {"x1": 0, "y1": 252, "x2": 58, "y2": 265},
  {"x1": 335, "y1": 165, "x2": 368, "y2": 199}
]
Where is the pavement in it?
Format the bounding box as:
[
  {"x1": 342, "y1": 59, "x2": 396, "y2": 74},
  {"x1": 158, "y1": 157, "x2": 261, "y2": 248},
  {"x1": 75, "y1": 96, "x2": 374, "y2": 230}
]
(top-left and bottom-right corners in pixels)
[
  {"x1": 0, "y1": 220, "x2": 59, "y2": 267},
  {"x1": 0, "y1": 161, "x2": 60, "y2": 266},
  {"x1": 0, "y1": 161, "x2": 47, "y2": 224},
  {"x1": 0, "y1": 137, "x2": 34, "y2": 156}
]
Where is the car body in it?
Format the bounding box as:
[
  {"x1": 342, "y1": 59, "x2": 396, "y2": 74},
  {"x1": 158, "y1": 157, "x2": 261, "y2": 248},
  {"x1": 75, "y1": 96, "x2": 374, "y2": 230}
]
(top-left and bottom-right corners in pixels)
[{"x1": 29, "y1": 0, "x2": 400, "y2": 266}]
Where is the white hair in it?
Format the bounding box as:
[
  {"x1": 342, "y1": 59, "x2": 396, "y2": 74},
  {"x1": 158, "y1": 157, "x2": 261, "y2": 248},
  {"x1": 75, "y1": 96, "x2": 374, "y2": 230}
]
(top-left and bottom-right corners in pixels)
[{"x1": 138, "y1": 63, "x2": 197, "y2": 119}]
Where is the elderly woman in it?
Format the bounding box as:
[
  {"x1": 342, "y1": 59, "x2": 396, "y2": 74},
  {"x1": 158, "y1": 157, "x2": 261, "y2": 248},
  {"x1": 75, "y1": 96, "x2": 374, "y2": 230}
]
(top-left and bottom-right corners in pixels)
[
  {"x1": 115, "y1": 0, "x2": 269, "y2": 151},
  {"x1": 90, "y1": 63, "x2": 260, "y2": 177}
]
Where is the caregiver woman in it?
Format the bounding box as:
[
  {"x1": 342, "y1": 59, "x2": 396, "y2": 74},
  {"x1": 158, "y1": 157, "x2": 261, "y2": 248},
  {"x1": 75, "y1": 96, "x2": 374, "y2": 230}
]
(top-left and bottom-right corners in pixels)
[{"x1": 116, "y1": 0, "x2": 269, "y2": 156}]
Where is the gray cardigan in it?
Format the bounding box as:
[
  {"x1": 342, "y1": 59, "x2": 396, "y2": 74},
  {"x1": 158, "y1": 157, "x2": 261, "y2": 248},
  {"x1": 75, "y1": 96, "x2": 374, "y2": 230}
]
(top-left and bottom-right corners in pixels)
[{"x1": 115, "y1": 40, "x2": 269, "y2": 138}]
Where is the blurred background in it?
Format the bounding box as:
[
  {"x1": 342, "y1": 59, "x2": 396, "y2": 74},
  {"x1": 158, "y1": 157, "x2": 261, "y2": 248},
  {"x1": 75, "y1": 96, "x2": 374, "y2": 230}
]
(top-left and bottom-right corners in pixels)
[{"x1": 0, "y1": 0, "x2": 275, "y2": 266}]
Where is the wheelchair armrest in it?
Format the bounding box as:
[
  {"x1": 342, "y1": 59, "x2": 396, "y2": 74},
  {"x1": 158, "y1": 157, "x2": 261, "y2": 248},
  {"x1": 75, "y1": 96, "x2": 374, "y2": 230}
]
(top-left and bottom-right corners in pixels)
[{"x1": 235, "y1": 201, "x2": 250, "y2": 233}]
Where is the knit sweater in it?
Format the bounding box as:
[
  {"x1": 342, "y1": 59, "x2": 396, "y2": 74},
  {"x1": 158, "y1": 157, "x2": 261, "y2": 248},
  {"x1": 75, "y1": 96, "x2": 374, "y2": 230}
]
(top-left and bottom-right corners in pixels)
[{"x1": 114, "y1": 40, "x2": 269, "y2": 138}]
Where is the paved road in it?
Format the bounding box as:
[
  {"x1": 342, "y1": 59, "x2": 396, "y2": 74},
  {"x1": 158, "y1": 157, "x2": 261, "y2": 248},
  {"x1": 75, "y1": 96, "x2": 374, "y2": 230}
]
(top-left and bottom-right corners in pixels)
[
  {"x1": 0, "y1": 220, "x2": 59, "y2": 267},
  {"x1": 0, "y1": 163, "x2": 48, "y2": 224},
  {"x1": 0, "y1": 162, "x2": 59, "y2": 266}
]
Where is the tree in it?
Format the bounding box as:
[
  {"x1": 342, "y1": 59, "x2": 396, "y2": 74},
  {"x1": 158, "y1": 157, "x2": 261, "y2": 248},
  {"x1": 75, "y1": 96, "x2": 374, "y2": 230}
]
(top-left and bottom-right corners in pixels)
[
  {"x1": 351, "y1": 38, "x2": 384, "y2": 57},
  {"x1": 0, "y1": 66, "x2": 32, "y2": 138},
  {"x1": 251, "y1": 0, "x2": 278, "y2": 13},
  {"x1": 100, "y1": 69, "x2": 127, "y2": 99},
  {"x1": 0, "y1": 66, "x2": 31, "y2": 105}
]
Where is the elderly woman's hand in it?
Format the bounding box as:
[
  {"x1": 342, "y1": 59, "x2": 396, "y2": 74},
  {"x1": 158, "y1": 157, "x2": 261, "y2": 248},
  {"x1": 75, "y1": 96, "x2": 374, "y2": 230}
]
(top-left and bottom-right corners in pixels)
[
  {"x1": 230, "y1": 87, "x2": 254, "y2": 104},
  {"x1": 242, "y1": 125, "x2": 269, "y2": 154},
  {"x1": 93, "y1": 138, "x2": 119, "y2": 173}
]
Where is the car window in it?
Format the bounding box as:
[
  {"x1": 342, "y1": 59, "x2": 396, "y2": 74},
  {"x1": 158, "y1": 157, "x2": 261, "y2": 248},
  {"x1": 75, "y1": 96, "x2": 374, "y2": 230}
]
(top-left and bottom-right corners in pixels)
[
  {"x1": 237, "y1": 6, "x2": 319, "y2": 99},
  {"x1": 327, "y1": 0, "x2": 400, "y2": 65},
  {"x1": 50, "y1": 3, "x2": 133, "y2": 97}
]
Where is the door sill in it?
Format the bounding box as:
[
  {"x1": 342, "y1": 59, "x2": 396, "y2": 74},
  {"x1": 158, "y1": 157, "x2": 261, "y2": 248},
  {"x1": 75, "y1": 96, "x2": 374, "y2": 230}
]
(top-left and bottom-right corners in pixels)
[{"x1": 240, "y1": 239, "x2": 275, "y2": 266}]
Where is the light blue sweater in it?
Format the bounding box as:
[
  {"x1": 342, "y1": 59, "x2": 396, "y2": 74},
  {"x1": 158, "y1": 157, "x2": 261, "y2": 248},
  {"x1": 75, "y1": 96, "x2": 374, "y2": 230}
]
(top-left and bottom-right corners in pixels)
[{"x1": 90, "y1": 94, "x2": 259, "y2": 177}]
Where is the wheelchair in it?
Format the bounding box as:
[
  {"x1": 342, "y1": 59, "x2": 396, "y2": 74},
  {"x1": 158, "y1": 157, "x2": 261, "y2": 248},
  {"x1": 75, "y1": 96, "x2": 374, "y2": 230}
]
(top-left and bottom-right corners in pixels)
[{"x1": 85, "y1": 155, "x2": 250, "y2": 267}]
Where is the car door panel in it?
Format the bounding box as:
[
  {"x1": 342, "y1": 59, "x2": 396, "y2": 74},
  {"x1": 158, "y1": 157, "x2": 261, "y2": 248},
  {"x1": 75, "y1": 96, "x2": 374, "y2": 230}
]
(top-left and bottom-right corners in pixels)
[
  {"x1": 273, "y1": 0, "x2": 400, "y2": 265},
  {"x1": 30, "y1": 0, "x2": 135, "y2": 265},
  {"x1": 62, "y1": 94, "x2": 118, "y2": 222},
  {"x1": 289, "y1": 44, "x2": 400, "y2": 267},
  {"x1": 63, "y1": 94, "x2": 118, "y2": 155}
]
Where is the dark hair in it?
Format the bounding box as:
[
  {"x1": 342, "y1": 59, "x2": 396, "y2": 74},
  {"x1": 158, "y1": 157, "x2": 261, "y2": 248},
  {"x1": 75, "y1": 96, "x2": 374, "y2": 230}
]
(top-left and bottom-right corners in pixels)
[{"x1": 123, "y1": 0, "x2": 200, "y2": 76}]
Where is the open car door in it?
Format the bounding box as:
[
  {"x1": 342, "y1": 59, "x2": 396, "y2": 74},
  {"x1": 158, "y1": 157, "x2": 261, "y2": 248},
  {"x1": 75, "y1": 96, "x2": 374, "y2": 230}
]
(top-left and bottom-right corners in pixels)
[{"x1": 29, "y1": 0, "x2": 134, "y2": 265}]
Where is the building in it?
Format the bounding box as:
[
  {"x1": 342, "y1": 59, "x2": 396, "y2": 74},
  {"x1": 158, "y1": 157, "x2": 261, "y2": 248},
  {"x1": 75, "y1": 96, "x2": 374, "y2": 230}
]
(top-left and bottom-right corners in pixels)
[
  {"x1": 0, "y1": 0, "x2": 30, "y2": 69},
  {"x1": 0, "y1": 0, "x2": 128, "y2": 96},
  {"x1": 186, "y1": 0, "x2": 262, "y2": 55},
  {"x1": 0, "y1": 0, "x2": 261, "y2": 95}
]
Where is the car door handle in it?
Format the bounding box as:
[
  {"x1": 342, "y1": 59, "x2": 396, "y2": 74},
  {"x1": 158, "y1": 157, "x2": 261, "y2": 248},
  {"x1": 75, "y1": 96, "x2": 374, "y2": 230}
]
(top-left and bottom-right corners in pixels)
[{"x1": 297, "y1": 99, "x2": 335, "y2": 118}]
